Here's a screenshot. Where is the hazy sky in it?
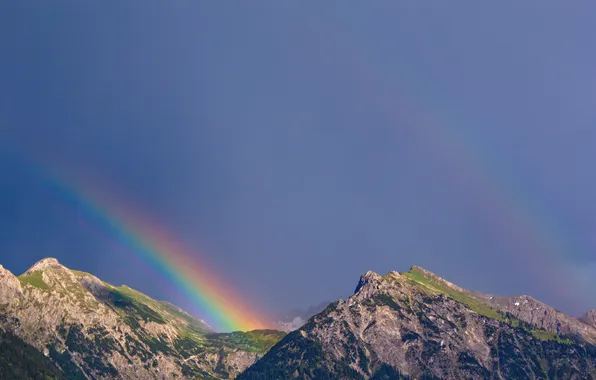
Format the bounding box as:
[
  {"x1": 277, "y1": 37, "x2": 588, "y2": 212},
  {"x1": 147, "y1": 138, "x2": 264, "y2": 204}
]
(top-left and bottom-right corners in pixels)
[{"x1": 1, "y1": 2, "x2": 595, "y2": 324}]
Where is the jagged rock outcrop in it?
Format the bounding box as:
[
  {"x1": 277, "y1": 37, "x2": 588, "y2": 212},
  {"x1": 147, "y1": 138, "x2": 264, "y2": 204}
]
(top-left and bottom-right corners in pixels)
[
  {"x1": 354, "y1": 271, "x2": 384, "y2": 296},
  {"x1": 583, "y1": 310, "x2": 596, "y2": 328},
  {"x1": 240, "y1": 266, "x2": 596, "y2": 379},
  {"x1": 0, "y1": 258, "x2": 285, "y2": 379}
]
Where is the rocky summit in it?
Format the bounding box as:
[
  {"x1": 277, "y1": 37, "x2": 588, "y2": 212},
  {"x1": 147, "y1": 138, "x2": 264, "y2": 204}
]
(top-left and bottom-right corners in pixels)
[
  {"x1": 0, "y1": 258, "x2": 285, "y2": 379},
  {"x1": 240, "y1": 266, "x2": 596, "y2": 379}
]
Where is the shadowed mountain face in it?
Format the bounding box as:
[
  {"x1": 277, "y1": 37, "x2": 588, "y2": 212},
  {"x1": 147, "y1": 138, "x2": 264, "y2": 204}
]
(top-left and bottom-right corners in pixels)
[
  {"x1": 239, "y1": 267, "x2": 596, "y2": 379},
  {"x1": 0, "y1": 329, "x2": 66, "y2": 380},
  {"x1": 0, "y1": 258, "x2": 285, "y2": 379}
]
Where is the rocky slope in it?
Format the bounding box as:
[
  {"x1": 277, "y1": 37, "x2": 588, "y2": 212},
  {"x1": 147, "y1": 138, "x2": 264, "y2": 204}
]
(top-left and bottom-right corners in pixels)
[
  {"x1": 239, "y1": 267, "x2": 596, "y2": 379},
  {"x1": 0, "y1": 258, "x2": 285, "y2": 379}
]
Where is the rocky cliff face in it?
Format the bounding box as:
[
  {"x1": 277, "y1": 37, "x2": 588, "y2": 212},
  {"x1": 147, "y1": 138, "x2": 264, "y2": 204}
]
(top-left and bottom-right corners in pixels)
[
  {"x1": 0, "y1": 258, "x2": 285, "y2": 379},
  {"x1": 240, "y1": 266, "x2": 596, "y2": 379}
]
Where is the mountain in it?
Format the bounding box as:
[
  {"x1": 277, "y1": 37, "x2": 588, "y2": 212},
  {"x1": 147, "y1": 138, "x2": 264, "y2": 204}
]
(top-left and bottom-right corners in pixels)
[
  {"x1": 239, "y1": 266, "x2": 596, "y2": 379},
  {"x1": 0, "y1": 258, "x2": 285, "y2": 379}
]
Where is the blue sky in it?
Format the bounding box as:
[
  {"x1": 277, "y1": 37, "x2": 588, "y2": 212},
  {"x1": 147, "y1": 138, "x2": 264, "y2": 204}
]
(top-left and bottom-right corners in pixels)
[{"x1": 1, "y1": 2, "x2": 595, "y2": 321}]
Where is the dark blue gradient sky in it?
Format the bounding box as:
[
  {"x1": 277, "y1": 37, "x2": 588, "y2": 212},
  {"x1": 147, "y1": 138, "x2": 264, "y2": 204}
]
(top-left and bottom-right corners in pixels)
[{"x1": 1, "y1": 2, "x2": 595, "y2": 320}]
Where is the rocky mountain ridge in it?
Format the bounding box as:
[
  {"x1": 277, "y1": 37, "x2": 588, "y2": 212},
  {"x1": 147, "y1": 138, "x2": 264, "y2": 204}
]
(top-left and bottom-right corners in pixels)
[
  {"x1": 406, "y1": 266, "x2": 596, "y2": 344},
  {"x1": 0, "y1": 258, "x2": 285, "y2": 379},
  {"x1": 1, "y1": 258, "x2": 594, "y2": 379},
  {"x1": 240, "y1": 266, "x2": 596, "y2": 379}
]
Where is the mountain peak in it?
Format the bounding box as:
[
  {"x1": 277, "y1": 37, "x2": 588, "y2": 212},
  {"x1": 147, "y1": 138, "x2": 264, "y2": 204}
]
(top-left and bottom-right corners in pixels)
[
  {"x1": 25, "y1": 258, "x2": 63, "y2": 274},
  {"x1": 354, "y1": 270, "x2": 383, "y2": 294}
]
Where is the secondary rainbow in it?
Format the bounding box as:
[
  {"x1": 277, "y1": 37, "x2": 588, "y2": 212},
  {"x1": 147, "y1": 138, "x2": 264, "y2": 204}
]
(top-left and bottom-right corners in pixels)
[
  {"x1": 44, "y1": 171, "x2": 268, "y2": 332},
  {"x1": 344, "y1": 50, "x2": 588, "y2": 307}
]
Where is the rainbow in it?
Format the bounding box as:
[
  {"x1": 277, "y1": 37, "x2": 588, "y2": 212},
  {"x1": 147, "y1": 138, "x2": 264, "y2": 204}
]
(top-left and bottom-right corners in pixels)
[
  {"x1": 346, "y1": 55, "x2": 588, "y2": 309},
  {"x1": 40, "y1": 169, "x2": 268, "y2": 332},
  {"x1": 305, "y1": 28, "x2": 589, "y2": 309},
  {"x1": 7, "y1": 40, "x2": 588, "y2": 323},
  {"x1": 403, "y1": 107, "x2": 585, "y2": 305}
]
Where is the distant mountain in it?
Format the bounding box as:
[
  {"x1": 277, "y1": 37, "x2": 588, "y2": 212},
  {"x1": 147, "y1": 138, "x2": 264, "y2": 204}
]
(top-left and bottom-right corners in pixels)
[
  {"x1": 3, "y1": 258, "x2": 595, "y2": 379},
  {"x1": 275, "y1": 301, "x2": 330, "y2": 332},
  {"x1": 0, "y1": 258, "x2": 285, "y2": 379},
  {"x1": 240, "y1": 266, "x2": 596, "y2": 379}
]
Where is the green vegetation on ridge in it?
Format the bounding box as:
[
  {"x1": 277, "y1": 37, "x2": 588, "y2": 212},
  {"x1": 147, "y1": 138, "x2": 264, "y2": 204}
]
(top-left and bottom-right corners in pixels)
[
  {"x1": 18, "y1": 271, "x2": 50, "y2": 290},
  {"x1": 399, "y1": 267, "x2": 501, "y2": 320},
  {"x1": 108, "y1": 286, "x2": 167, "y2": 326},
  {"x1": 397, "y1": 267, "x2": 569, "y2": 343},
  {"x1": 206, "y1": 330, "x2": 287, "y2": 353},
  {"x1": 530, "y1": 330, "x2": 572, "y2": 344}
]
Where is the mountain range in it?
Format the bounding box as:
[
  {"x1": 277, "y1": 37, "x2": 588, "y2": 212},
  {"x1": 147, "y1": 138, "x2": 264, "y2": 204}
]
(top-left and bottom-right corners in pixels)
[{"x1": 0, "y1": 258, "x2": 595, "y2": 379}]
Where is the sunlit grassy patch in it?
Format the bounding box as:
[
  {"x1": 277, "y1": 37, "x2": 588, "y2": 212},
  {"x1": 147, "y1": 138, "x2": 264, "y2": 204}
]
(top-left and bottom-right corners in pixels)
[
  {"x1": 18, "y1": 271, "x2": 50, "y2": 290},
  {"x1": 531, "y1": 330, "x2": 572, "y2": 344},
  {"x1": 400, "y1": 267, "x2": 501, "y2": 320}
]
